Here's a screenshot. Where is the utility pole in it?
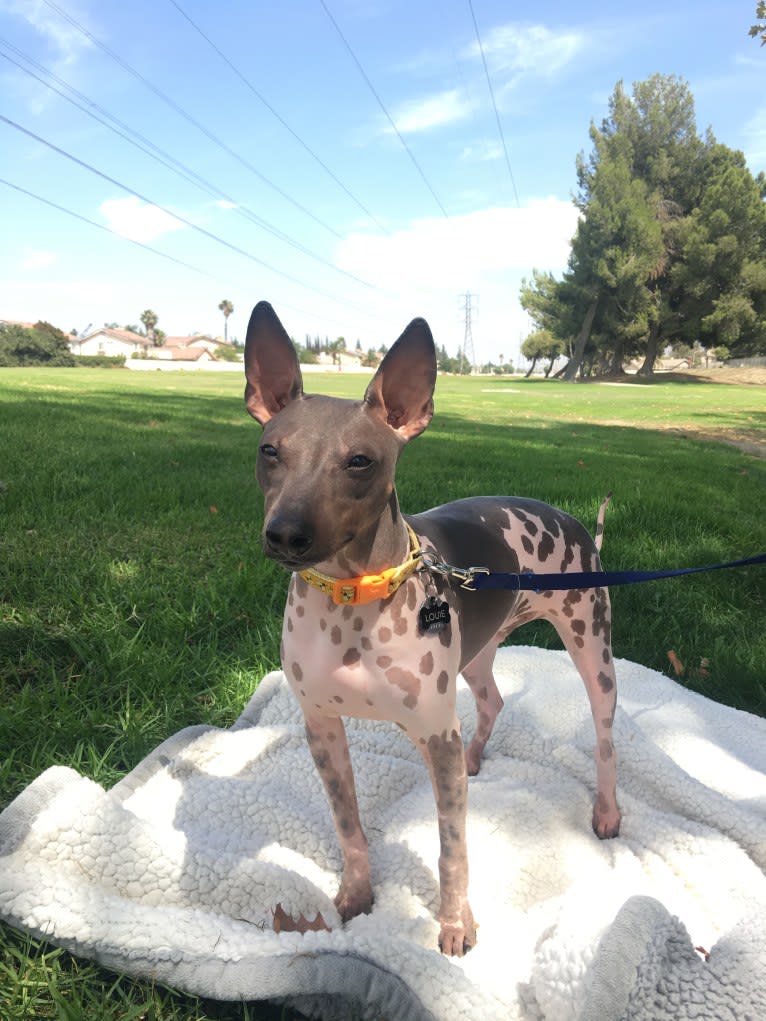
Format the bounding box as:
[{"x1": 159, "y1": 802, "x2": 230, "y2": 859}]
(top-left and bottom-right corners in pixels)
[{"x1": 458, "y1": 292, "x2": 478, "y2": 373}]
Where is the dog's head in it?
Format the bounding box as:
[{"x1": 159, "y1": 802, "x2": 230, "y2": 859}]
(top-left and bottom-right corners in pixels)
[{"x1": 244, "y1": 301, "x2": 436, "y2": 571}]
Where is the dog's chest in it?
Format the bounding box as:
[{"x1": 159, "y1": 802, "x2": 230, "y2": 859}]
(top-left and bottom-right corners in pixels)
[{"x1": 280, "y1": 574, "x2": 462, "y2": 736}]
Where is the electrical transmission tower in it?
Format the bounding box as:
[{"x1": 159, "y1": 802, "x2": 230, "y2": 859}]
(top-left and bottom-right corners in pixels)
[{"x1": 458, "y1": 292, "x2": 478, "y2": 372}]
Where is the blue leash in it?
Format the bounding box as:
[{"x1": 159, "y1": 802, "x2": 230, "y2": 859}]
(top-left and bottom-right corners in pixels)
[{"x1": 457, "y1": 553, "x2": 766, "y2": 593}]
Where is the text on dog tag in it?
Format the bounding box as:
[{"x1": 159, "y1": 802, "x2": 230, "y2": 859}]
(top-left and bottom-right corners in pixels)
[{"x1": 419, "y1": 597, "x2": 451, "y2": 635}]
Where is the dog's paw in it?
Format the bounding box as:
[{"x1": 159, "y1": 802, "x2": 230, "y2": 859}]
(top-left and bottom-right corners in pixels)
[
  {"x1": 592, "y1": 795, "x2": 621, "y2": 839},
  {"x1": 438, "y1": 906, "x2": 477, "y2": 957},
  {"x1": 335, "y1": 878, "x2": 374, "y2": 921}
]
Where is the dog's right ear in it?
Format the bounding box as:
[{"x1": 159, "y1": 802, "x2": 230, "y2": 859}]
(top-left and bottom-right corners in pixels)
[{"x1": 244, "y1": 302, "x2": 304, "y2": 424}]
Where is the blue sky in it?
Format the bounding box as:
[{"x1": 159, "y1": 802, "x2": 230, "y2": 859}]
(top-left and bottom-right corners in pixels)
[{"x1": 1, "y1": 0, "x2": 764, "y2": 366}]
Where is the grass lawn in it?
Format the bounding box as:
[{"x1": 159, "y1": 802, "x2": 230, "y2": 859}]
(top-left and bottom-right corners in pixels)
[{"x1": 1, "y1": 365, "x2": 764, "y2": 1020}]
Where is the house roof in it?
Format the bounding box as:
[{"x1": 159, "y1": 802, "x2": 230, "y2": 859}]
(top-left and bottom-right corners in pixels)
[
  {"x1": 1, "y1": 319, "x2": 39, "y2": 330},
  {"x1": 152, "y1": 345, "x2": 215, "y2": 361},
  {"x1": 80, "y1": 327, "x2": 151, "y2": 346}
]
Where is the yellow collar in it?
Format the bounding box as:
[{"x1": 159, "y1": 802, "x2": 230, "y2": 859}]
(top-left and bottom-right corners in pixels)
[{"x1": 299, "y1": 523, "x2": 422, "y2": 606}]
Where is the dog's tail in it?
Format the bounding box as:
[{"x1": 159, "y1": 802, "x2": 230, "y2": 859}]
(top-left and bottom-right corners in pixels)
[{"x1": 594, "y1": 492, "x2": 612, "y2": 553}]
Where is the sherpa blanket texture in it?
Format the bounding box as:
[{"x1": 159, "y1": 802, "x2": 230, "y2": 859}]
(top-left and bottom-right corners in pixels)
[{"x1": 1, "y1": 646, "x2": 765, "y2": 1021}]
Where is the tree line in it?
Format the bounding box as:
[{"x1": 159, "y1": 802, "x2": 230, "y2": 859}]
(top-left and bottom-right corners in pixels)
[{"x1": 520, "y1": 73, "x2": 766, "y2": 379}]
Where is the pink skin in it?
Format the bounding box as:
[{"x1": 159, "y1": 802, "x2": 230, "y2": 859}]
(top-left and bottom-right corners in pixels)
[{"x1": 245, "y1": 301, "x2": 621, "y2": 956}]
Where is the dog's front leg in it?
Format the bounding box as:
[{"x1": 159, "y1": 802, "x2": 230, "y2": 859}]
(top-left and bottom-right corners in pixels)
[
  {"x1": 304, "y1": 713, "x2": 374, "y2": 921},
  {"x1": 419, "y1": 722, "x2": 477, "y2": 956}
]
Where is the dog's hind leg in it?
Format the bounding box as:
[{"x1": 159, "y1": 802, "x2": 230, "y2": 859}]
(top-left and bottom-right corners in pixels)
[
  {"x1": 461, "y1": 637, "x2": 505, "y2": 776},
  {"x1": 550, "y1": 587, "x2": 621, "y2": 839}
]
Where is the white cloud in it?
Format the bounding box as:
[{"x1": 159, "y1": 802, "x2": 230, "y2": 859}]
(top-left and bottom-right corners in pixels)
[
  {"x1": 2, "y1": 0, "x2": 92, "y2": 68},
  {"x1": 389, "y1": 88, "x2": 475, "y2": 135},
  {"x1": 333, "y1": 197, "x2": 579, "y2": 363},
  {"x1": 464, "y1": 22, "x2": 584, "y2": 80},
  {"x1": 461, "y1": 140, "x2": 503, "y2": 162},
  {"x1": 337, "y1": 198, "x2": 578, "y2": 289},
  {"x1": 99, "y1": 196, "x2": 186, "y2": 244},
  {"x1": 21, "y1": 248, "x2": 57, "y2": 269}
]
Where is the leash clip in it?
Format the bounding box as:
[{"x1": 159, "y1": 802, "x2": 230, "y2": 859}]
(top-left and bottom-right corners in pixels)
[{"x1": 417, "y1": 552, "x2": 490, "y2": 591}]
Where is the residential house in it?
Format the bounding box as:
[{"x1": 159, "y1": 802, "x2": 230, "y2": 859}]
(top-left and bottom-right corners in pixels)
[
  {"x1": 150, "y1": 345, "x2": 217, "y2": 363},
  {"x1": 69, "y1": 327, "x2": 153, "y2": 359}
]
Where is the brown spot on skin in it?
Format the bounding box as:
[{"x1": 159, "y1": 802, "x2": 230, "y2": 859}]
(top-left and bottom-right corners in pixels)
[
  {"x1": 571, "y1": 619, "x2": 586, "y2": 635},
  {"x1": 342, "y1": 606, "x2": 354, "y2": 620},
  {"x1": 365, "y1": 698, "x2": 374, "y2": 707},
  {"x1": 376, "y1": 655, "x2": 393, "y2": 669},
  {"x1": 331, "y1": 626, "x2": 342, "y2": 645},
  {"x1": 420, "y1": 651, "x2": 434, "y2": 675},
  {"x1": 524, "y1": 520, "x2": 539, "y2": 536},
  {"x1": 406, "y1": 585, "x2": 417, "y2": 611},
  {"x1": 437, "y1": 670, "x2": 449, "y2": 694},
  {"x1": 602, "y1": 717, "x2": 613, "y2": 729},
  {"x1": 296, "y1": 604, "x2": 305, "y2": 617},
  {"x1": 537, "y1": 532, "x2": 555, "y2": 561},
  {"x1": 300, "y1": 688, "x2": 306, "y2": 697},
  {"x1": 353, "y1": 616, "x2": 364, "y2": 632},
  {"x1": 295, "y1": 576, "x2": 309, "y2": 598},
  {"x1": 521, "y1": 535, "x2": 534, "y2": 556},
  {"x1": 599, "y1": 739, "x2": 614, "y2": 761},
  {"x1": 320, "y1": 619, "x2": 327, "y2": 632},
  {"x1": 378, "y1": 627, "x2": 392, "y2": 643},
  {"x1": 394, "y1": 618, "x2": 407, "y2": 636},
  {"x1": 574, "y1": 636, "x2": 585, "y2": 649},
  {"x1": 386, "y1": 666, "x2": 421, "y2": 707},
  {"x1": 478, "y1": 686, "x2": 488, "y2": 701},
  {"x1": 603, "y1": 648, "x2": 611, "y2": 664},
  {"x1": 361, "y1": 637, "x2": 373, "y2": 651},
  {"x1": 288, "y1": 590, "x2": 295, "y2": 607},
  {"x1": 292, "y1": 662, "x2": 303, "y2": 682},
  {"x1": 287, "y1": 617, "x2": 294, "y2": 633},
  {"x1": 343, "y1": 648, "x2": 361, "y2": 668},
  {"x1": 597, "y1": 671, "x2": 614, "y2": 693},
  {"x1": 333, "y1": 695, "x2": 344, "y2": 704}
]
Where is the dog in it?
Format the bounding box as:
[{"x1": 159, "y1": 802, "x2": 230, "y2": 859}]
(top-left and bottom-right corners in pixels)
[{"x1": 244, "y1": 301, "x2": 620, "y2": 956}]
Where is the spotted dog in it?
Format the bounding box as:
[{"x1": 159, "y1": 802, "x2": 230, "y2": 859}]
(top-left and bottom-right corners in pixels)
[{"x1": 244, "y1": 301, "x2": 620, "y2": 956}]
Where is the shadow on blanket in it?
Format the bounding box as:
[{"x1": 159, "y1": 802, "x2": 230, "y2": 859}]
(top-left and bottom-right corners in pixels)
[{"x1": 1, "y1": 646, "x2": 765, "y2": 1021}]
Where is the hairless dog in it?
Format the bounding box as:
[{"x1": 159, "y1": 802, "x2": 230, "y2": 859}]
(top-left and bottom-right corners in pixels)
[{"x1": 244, "y1": 301, "x2": 620, "y2": 956}]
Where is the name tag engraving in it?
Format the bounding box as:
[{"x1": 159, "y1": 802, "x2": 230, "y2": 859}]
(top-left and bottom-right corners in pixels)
[{"x1": 419, "y1": 597, "x2": 451, "y2": 634}]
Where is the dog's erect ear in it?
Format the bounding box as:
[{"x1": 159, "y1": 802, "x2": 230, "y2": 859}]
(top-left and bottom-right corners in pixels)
[
  {"x1": 364, "y1": 317, "x2": 436, "y2": 441},
  {"x1": 244, "y1": 302, "x2": 304, "y2": 424}
]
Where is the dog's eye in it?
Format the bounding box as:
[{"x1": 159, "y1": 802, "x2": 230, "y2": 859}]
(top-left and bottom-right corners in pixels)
[
  {"x1": 347, "y1": 454, "x2": 373, "y2": 470},
  {"x1": 260, "y1": 443, "x2": 279, "y2": 459}
]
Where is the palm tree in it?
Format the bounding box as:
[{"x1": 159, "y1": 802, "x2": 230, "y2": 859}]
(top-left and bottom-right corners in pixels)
[
  {"x1": 218, "y1": 300, "x2": 234, "y2": 342},
  {"x1": 140, "y1": 309, "x2": 159, "y2": 345}
]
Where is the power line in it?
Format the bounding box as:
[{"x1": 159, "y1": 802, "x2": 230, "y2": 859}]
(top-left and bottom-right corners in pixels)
[
  {"x1": 0, "y1": 42, "x2": 381, "y2": 293},
  {"x1": 0, "y1": 177, "x2": 219, "y2": 280},
  {"x1": 1, "y1": 113, "x2": 367, "y2": 308},
  {"x1": 167, "y1": 0, "x2": 390, "y2": 236},
  {"x1": 40, "y1": 0, "x2": 345, "y2": 240},
  {"x1": 0, "y1": 175, "x2": 357, "y2": 332},
  {"x1": 318, "y1": 0, "x2": 451, "y2": 220},
  {"x1": 467, "y1": 0, "x2": 520, "y2": 207}
]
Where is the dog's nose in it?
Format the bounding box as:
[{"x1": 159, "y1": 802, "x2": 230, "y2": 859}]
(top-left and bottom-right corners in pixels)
[{"x1": 264, "y1": 517, "x2": 314, "y2": 560}]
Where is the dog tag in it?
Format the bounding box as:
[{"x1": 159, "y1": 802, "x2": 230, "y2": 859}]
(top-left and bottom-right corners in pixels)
[{"x1": 419, "y1": 596, "x2": 451, "y2": 635}]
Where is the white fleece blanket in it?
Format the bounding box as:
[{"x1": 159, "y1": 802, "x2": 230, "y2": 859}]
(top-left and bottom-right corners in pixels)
[{"x1": 1, "y1": 646, "x2": 765, "y2": 1021}]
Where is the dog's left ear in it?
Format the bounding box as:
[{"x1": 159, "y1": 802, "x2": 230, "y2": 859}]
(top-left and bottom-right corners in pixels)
[
  {"x1": 244, "y1": 301, "x2": 304, "y2": 424},
  {"x1": 364, "y1": 317, "x2": 436, "y2": 441}
]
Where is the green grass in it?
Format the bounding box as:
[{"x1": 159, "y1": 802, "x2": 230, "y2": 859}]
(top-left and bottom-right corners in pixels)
[{"x1": 1, "y1": 366, "x2": 765, "y2": 1018}]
